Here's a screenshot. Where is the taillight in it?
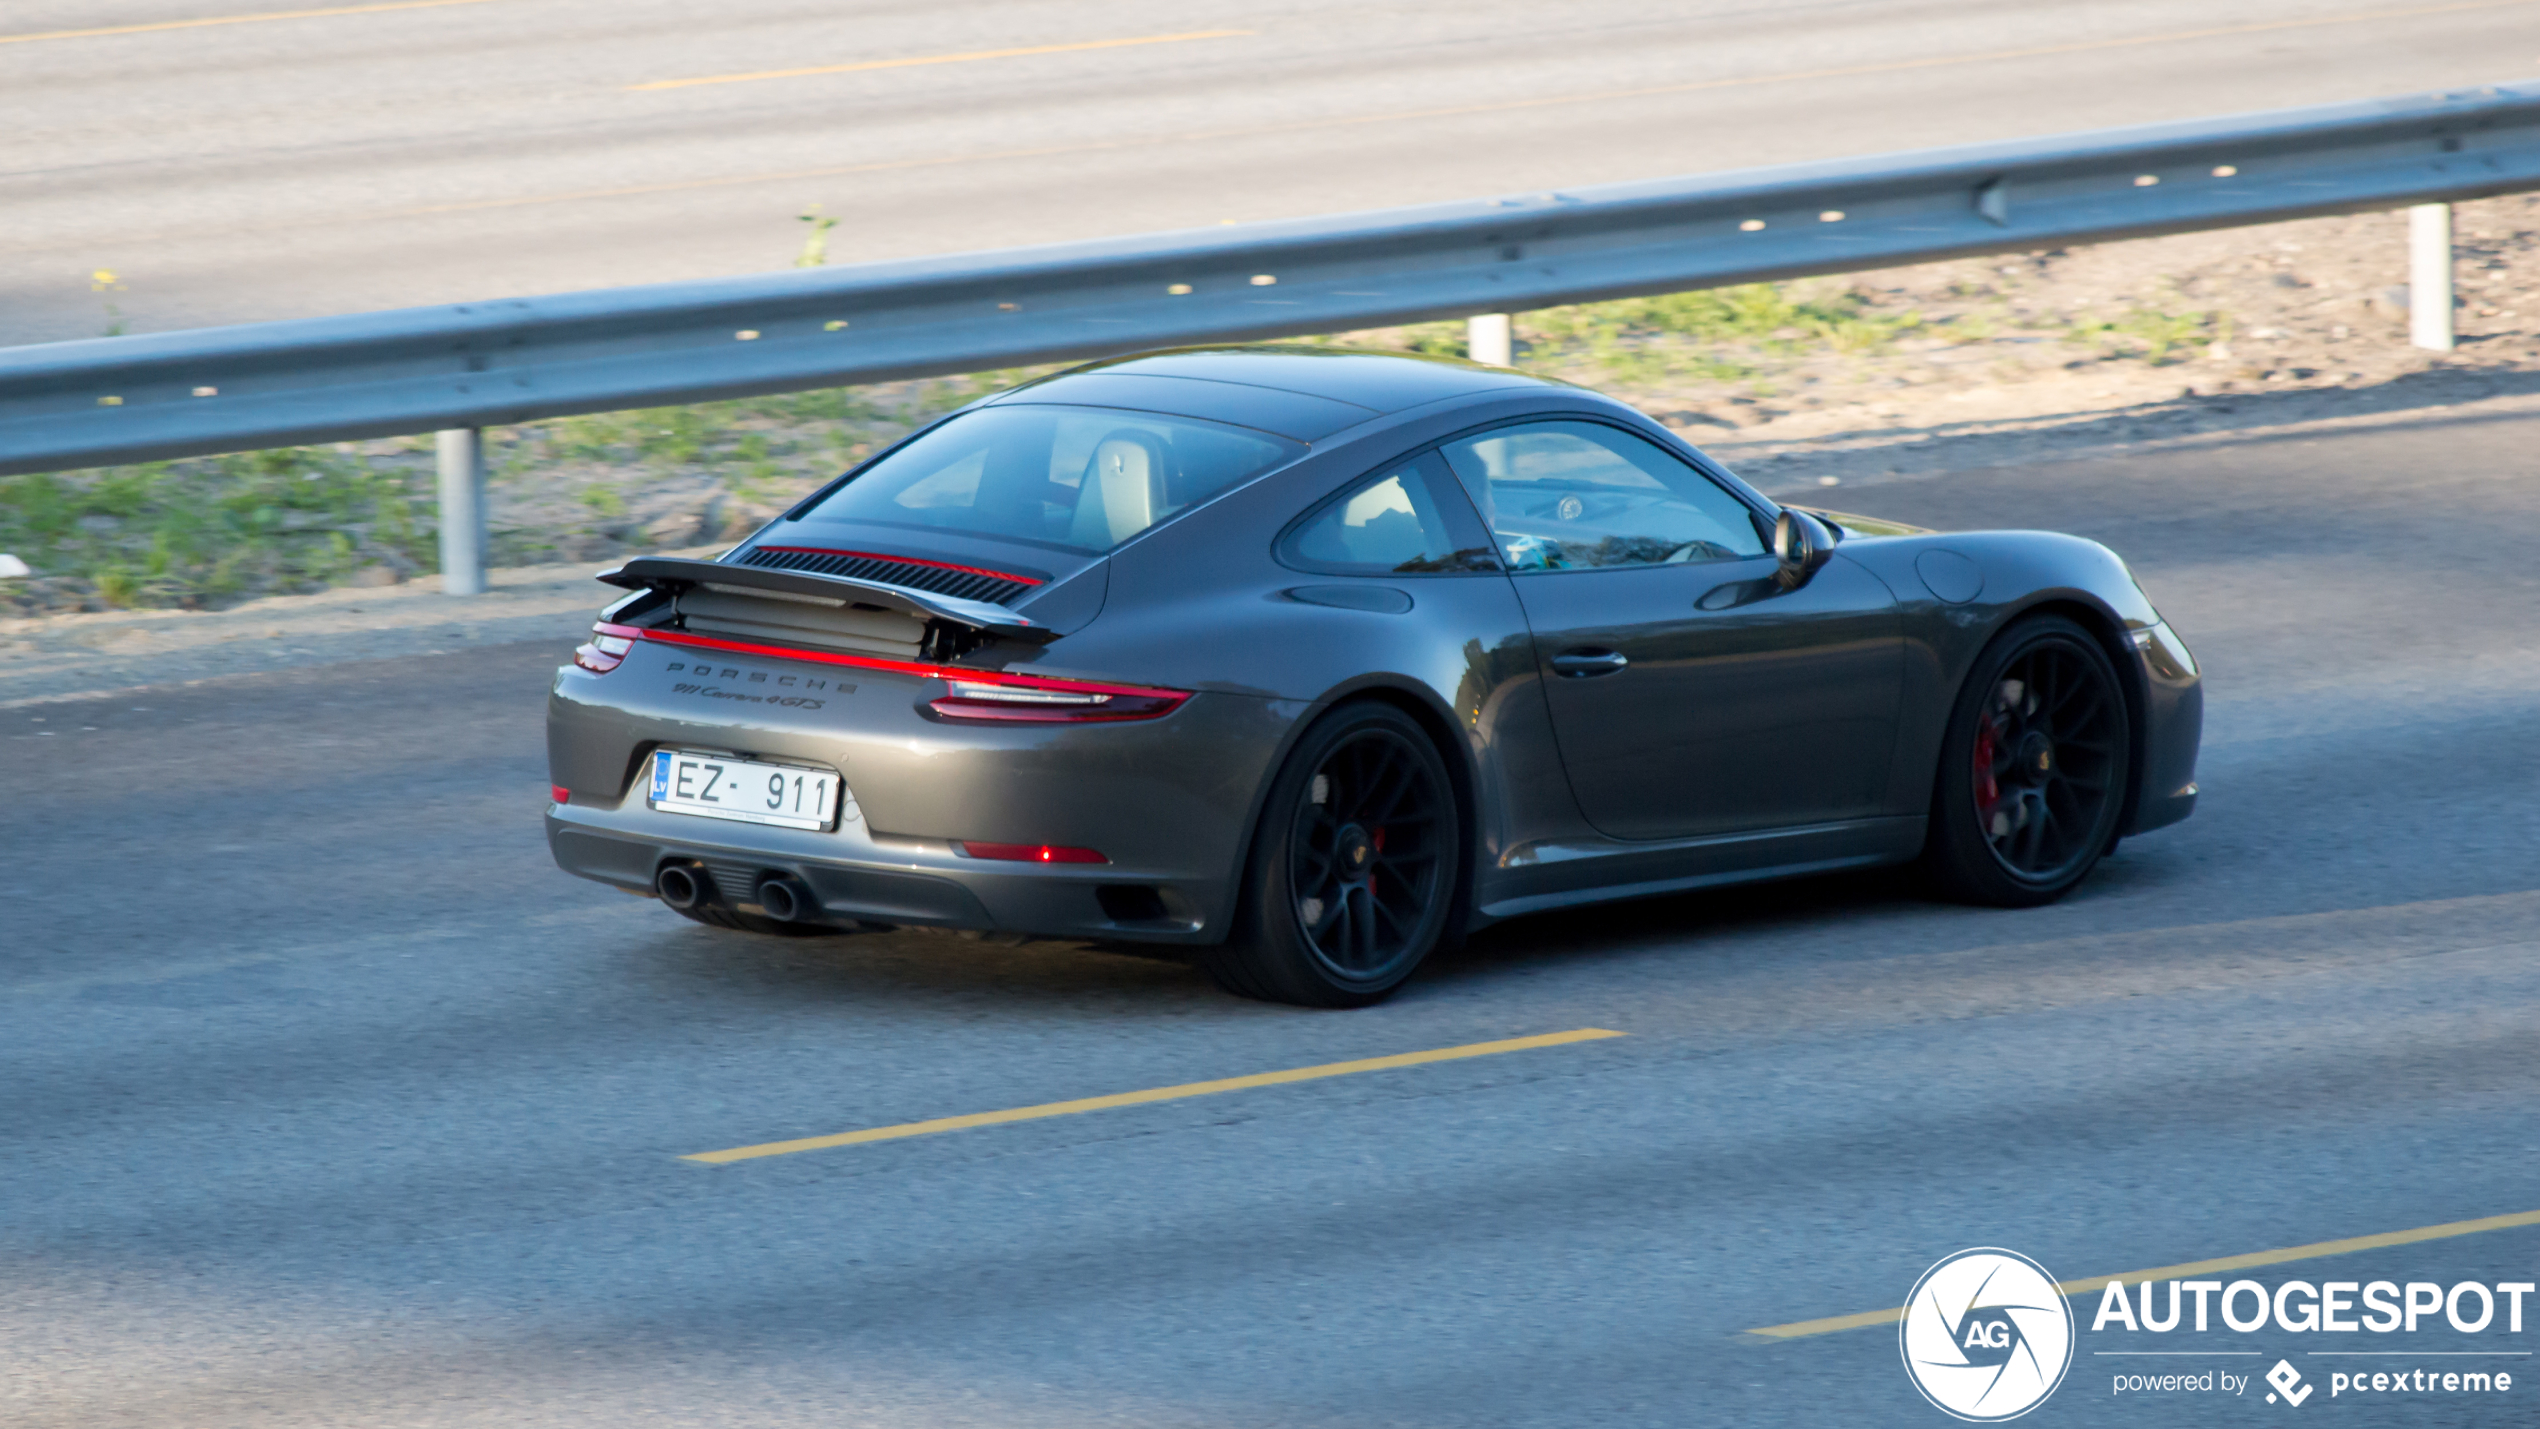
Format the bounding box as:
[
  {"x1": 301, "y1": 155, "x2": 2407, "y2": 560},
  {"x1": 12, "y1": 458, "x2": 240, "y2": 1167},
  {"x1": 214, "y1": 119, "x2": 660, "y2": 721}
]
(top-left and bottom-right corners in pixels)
[
  {"x1": 551, "y1": 784, "x2": 571, "y2": 805},
  {"x1": 929, "y1": 676, "x2": 1188, "y2": 724},
  {"x1": 955, "y1": 841, "x2": 1109, "y2": 864},
  {"x1": 573, "y1": 627, "x2": 633, "y2": 674}
]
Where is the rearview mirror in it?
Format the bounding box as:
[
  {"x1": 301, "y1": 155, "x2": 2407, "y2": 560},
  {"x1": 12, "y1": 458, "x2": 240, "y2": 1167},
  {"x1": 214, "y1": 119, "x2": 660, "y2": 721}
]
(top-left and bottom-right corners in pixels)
[{"x1": 1772, "y1": 508, "x2": 1835, "y2": 590}]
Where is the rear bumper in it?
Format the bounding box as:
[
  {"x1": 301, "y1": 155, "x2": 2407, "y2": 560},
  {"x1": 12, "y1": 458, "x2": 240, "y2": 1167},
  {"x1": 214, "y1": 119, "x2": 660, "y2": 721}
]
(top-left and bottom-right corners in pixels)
[
  {"x1": 546, "y1": 795, "x2": 1226, "y2": 943},
  {"x1": 543, "y1": 644, "x2": 1294, "y2": 942}
]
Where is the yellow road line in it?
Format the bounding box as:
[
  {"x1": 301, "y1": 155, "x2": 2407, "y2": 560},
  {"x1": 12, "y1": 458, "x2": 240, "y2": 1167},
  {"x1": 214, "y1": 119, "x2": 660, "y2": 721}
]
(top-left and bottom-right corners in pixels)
[
  {"x1": 0, "y1": 0, "x2": 495, "y2": 46},
  {"x1": 1750, "y1": 1207, "x2": 2540, "y2": 1339},
  {"x1": 686, "y1": 1027, "x2": 1625, "y2": 1165},
  {"x1": 632, "y1": 29, "x2": 1254, "y2": 92},
  {"x1": 370, "y1": 0, "x2": 2528, "y2": 222}
]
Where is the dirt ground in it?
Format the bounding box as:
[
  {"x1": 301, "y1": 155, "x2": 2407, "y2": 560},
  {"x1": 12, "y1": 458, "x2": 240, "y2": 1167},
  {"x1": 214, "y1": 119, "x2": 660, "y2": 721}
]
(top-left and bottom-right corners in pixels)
[{"x1": 1382, "y1": 193, "x2": 2540, "y2": 487}]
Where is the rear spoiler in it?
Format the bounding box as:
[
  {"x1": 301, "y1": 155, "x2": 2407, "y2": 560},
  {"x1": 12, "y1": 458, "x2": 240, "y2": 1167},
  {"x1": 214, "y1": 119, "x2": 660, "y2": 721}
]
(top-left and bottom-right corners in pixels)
[{"x1": 597, "y1": 556, "x2": 1059, "y2": 645}]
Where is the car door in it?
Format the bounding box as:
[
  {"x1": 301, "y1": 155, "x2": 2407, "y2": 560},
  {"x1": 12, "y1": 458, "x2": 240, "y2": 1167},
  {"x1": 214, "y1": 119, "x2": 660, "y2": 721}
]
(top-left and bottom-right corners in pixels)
[{"x1": 1438, "y1": 419, "x2": 1903, "y2": 841}]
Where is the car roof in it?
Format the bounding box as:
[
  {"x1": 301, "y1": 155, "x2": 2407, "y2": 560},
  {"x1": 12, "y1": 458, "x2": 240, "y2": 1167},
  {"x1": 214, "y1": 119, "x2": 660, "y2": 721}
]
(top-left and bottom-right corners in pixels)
[{"x1": 981, "y1": 345, "x2": 1569, "y2": 440}]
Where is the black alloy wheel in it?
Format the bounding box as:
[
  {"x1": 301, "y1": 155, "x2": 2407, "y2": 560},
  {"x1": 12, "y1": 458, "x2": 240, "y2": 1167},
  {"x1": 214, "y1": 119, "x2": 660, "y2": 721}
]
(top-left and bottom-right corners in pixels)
[
  {"x1": 1922, "y1": 615, "x2": 2132, "y2": 907},
  {"x1": 1208, "y1": 702, "x2": 1459, "y2": 1007}
]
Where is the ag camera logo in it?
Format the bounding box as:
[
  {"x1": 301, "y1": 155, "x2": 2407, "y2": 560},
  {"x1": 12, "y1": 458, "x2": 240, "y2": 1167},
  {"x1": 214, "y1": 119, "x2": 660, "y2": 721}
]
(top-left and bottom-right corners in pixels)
[{"x1": 1901, "y1": 1248, "x2": 2076, "y2": 1420}]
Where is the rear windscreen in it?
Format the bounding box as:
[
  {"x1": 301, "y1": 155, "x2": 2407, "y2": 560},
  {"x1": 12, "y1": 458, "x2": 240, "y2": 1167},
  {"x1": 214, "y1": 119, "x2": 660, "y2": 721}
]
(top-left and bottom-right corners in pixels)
[{"x1": 798, "y1": 404, "x2": 1300, "y2": 553}]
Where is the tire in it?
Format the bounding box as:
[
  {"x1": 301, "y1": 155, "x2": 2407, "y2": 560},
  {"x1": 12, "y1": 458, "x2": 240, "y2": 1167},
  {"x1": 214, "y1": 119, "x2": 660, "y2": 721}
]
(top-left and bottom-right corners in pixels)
[
  {"x1": 1921, "y1": 614, "x2": 2132, "y2": 908},
  {"x1": 1205, "y1": 702, "x2": 1460, "y2": 1007}
]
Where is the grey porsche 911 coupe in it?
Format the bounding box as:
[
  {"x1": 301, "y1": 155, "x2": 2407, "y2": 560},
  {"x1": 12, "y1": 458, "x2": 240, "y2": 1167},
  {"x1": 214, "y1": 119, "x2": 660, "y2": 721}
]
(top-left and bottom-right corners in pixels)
[{"x1": 546, "y1": 346, "x2": 2200, "y2": 1006}]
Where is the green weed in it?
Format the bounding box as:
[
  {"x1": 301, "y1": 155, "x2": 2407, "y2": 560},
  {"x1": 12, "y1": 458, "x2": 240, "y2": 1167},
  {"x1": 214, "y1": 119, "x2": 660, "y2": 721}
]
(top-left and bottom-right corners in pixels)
[
  {"x1": 90, "y1": 268, "x2": 127, "y2": 337},
  {"x1": 2069, "y1": 307, "x2": 2228, "y2": 364},
  {"x1": 1517, "y1": 282, "x2": 1921, "y2": 380},
  {"x1": 796, "y1": 205, "x2": 839, "y2": 268}
]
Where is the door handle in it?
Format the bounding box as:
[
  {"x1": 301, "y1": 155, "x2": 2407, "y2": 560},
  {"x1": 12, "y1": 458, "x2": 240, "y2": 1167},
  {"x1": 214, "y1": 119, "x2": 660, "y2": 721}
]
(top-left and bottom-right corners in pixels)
[{"x1": 1551, "y1": 648, "x2": 1629, "y2": 678}]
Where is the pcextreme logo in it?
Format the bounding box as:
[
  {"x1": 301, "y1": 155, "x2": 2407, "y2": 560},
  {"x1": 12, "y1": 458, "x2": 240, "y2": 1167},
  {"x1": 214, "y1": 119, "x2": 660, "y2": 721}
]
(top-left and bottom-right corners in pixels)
[{"x1": 1900, "y1": 1248, "x2": 2077, "y2": 1421}]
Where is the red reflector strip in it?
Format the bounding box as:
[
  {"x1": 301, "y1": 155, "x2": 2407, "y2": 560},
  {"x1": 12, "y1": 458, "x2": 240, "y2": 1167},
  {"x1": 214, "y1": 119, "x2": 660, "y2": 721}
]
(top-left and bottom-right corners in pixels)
[
  {"x1": 551, "y1": 785, "x2": 571, "y2": 805},
  {"x1": 955, "y1": 841, "x2": 1108, "y2": 864}
]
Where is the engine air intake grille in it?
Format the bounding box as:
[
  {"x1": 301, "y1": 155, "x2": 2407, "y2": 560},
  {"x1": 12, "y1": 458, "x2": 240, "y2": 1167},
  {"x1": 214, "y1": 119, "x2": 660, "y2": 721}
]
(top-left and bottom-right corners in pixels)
[{"x1": 737, "y1": 546, "x2": 1041, "y2": 606}]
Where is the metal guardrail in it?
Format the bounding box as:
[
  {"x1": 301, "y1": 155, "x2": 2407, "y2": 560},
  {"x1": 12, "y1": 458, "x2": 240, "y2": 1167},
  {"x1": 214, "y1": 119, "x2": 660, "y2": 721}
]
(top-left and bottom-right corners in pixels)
[{"x1": 2, "y1": 80, "x2": 2537, "y2": 580}]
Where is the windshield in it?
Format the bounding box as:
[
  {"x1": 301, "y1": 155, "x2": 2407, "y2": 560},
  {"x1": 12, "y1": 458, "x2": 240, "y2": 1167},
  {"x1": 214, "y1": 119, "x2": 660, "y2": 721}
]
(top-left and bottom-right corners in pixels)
[{"x1": 797, "y1": 404, "x2": 1300, "y2": 553}]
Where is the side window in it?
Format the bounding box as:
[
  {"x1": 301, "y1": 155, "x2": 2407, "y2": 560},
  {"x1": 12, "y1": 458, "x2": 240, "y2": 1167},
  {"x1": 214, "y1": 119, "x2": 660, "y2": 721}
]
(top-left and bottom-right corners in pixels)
[
  {"x1": 1438, "y1": 420, "x2": 1768, "y2": 572},
  {"x1": 1279, "y1": 453, "x2": 1500, "y2": 576}
]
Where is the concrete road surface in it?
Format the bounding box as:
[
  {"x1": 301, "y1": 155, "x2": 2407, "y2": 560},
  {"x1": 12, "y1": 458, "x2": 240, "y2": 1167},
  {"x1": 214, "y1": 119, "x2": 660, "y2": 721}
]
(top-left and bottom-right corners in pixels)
[
  {"x1": 7, "y1": 0, "x2": 2540, "y2": 342},
  {"x1": 6, "y1": 406, "x2": 2538, "y2": 1425}
]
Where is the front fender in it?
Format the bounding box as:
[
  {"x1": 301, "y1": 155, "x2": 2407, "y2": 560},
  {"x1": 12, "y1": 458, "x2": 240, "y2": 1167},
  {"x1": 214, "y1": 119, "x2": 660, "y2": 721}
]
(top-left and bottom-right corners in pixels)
[{"x1": 1835, "y1": 529, "x2": 2198, "y2": 837}]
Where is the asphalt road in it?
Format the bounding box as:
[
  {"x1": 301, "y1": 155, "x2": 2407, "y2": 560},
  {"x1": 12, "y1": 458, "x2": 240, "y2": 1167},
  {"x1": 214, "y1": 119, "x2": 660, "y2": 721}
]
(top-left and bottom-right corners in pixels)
[
  {"x1": 7, "y1": 0, "x2": 2539, "y2": 343},
  {"x1": 6, "y1": 405, "x2": 2539, "y2": 1426}
]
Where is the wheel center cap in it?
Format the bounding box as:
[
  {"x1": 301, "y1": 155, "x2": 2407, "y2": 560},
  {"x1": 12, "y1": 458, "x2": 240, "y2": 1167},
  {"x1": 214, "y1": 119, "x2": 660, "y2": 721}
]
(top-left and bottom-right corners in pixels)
[
  {"x1": 2016, "y1": 731, "x2": 2055, "y2": 781},
  {"x1": 1336, "y1": 822, "x2": 1374, "y2": 875}
]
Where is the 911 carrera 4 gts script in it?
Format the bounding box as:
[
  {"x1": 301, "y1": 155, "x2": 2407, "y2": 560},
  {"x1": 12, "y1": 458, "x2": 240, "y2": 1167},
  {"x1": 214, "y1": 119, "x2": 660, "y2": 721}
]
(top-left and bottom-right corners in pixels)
[
  {"x1": 669, "y1": 683, "x2": 827, "y2": 709},
  {"x1": 662, "y1": 660, "x2": 848, "y2": 708}
]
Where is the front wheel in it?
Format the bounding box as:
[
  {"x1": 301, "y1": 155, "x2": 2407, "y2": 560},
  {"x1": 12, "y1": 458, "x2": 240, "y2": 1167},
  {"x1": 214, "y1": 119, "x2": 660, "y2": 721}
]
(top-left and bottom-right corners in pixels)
[
  {"x1": 1921, "y1": 615, "x2": 2132, "y2": 907},
  {"x1": 1205, "y1": 702, "x2": 1459, "y2": 1007}
]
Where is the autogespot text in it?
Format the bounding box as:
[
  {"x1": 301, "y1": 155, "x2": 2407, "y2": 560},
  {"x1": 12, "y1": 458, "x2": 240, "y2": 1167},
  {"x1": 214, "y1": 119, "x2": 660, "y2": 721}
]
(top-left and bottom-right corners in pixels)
[{"x1": 2092, "y1": 1276, "x2": 2529, "y2": 1406}]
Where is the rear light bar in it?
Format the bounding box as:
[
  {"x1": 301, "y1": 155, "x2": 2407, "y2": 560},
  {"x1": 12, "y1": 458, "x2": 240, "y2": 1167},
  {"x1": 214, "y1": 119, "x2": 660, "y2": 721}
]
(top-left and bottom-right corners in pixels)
[
  {"x1": 592, "y1": 623, "x2": 1190, "y2": 724},
  {"x1": 955, "y1": 841, "x2": 1108, "y2": 864}
]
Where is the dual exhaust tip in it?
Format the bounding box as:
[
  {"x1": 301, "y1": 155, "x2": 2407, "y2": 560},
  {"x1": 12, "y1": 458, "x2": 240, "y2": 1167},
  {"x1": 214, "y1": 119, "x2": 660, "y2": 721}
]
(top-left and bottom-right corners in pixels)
[{"x1": 655, "y1": 862, "x2": 817, "y2": 923}]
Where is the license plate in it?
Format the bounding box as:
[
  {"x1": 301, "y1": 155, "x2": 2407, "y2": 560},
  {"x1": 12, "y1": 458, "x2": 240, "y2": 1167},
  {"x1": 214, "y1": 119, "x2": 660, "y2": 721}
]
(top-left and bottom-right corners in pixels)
[{"x1": 649, "y1": 750, "x2": 841, "y2": 831}]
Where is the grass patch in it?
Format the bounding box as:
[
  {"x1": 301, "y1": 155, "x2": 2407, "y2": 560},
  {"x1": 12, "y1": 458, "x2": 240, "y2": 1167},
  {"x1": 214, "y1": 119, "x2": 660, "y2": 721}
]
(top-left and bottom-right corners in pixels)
[
  {"x1": 1521, "y1": 282, "x2": 1924, "y2": 377},
  {"x1": 2068, "y1": 306, "x2": 2229, "y2": 365},
  {"x1": 1, "y1": 447, "x2": 430, "y2": 610}
]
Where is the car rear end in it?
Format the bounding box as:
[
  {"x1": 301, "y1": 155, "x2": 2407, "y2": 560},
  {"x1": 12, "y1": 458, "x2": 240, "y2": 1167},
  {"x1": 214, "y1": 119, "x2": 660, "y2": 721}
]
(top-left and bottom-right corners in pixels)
[
  {"x1": 545, "y1": 575, "x2": 1286, "y2": 940},
  {"x1": 542, "y1": 395, "x2": 1320, "y2": 943}
]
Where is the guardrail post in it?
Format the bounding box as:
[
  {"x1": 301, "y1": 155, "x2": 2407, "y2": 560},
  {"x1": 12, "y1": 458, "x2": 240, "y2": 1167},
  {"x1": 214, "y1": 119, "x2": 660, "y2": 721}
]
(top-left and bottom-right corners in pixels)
[
  {"x1": 2409, "y1": 203, "x2": 2454, "y2": 351},
  {"x1": 1467, "y1": 313, "x2": 1513, "y2": 366},
  {"x1": 435, "y1": 426, "x2": 488, "y2": 596}
]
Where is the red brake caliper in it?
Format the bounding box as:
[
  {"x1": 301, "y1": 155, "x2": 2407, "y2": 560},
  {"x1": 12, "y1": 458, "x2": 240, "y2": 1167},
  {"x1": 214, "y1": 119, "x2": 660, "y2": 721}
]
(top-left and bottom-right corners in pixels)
[
  {"x1": 1972, "y1": 714, "x2": 2001, "y2": 830},
  {"x1": 1370, "y1": 826, "x2": 1385, "y2": 898}
]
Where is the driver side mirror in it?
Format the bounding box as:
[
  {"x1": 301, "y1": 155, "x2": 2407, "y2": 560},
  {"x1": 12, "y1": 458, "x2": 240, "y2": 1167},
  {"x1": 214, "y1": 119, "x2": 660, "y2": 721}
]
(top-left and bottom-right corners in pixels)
[{"x1": 1772, "y1": 508, "x2": 1836, "y2": 591}]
